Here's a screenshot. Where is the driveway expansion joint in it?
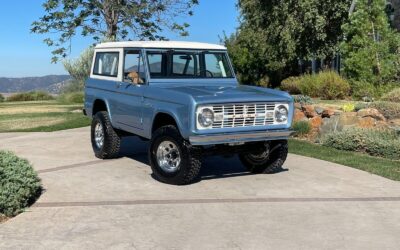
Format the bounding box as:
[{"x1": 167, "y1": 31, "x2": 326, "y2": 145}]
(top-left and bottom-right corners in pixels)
[{"x1": 33, "y1": 197, "x2": 400, "y2": 208}]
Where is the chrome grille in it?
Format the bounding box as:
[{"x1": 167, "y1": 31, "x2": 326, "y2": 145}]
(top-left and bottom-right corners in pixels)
[{"x1": 211, "y1": 103, "x2": 276, "y2": 128}]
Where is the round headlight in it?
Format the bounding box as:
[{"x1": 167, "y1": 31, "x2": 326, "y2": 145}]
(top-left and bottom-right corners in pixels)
[
  {"x1": 198, "y1": 108, "x2": 214, "y2": 127},
  {"x1": 275, "y1": 105, "x2": 288, "y2": 123}
]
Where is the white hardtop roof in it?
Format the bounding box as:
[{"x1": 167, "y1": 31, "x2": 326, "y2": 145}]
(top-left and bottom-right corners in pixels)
[{"x1": 95, "y1": 41, "x2": 227, "y2": 50}]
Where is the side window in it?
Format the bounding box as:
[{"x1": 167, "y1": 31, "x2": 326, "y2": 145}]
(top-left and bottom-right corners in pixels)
[
  {"x1": 93, "y1": 52, "x2": 119, "y2": 77},
  {"x1": 124, "y1": 50, "x2": 146, "y2": 83},
  {"x1": 204, "y1": 53, "x2": 233, "y2": 78},
  {"x1": 147, "y1": 52, "x2": 167, "y2": 77},
  {"x1": 172, "y1": 54, "x2": 200, "y2": 77}
]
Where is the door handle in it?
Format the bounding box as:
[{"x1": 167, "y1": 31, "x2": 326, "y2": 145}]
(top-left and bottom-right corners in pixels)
[{"x1": 116, "y1": 83, "x2": 122, "y2": 89}]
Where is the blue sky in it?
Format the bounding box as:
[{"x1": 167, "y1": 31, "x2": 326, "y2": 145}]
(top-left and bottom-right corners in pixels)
[{"x1": 0, "y1": 1, "x2": 239, "y2": 77}]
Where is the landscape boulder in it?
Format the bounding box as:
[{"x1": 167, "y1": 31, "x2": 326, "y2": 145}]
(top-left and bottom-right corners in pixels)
[
  {"x1": 302, "y1": 105, "x2": 317, "y2": 118},
  {"x1": 357, "y1": 117, "x2": 376, "y2": 129},
  {"x1": 294, "y1": 109, "x2": 307, "y2": 122},
  {"x1": 314, "y1": 106, "x2": 324, "y2": 115},
  {"x1": 357, "y1": 108, "x2": 386, "y2": 121},
  {"x1": 338, "y1": 112, "x2": 359, "y2": 127},
  {"x1": 321, "y1": 108, "x2": 335, "y2": 118},
  {"x1": 310, "y1": 116, "x2": 323, "y2": 130},
  {"x1": 389, "y1": 119, "x2": 400, "y2": 127}
]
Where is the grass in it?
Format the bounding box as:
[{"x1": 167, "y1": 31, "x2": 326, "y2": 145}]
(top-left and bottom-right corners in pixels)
[
  {"x1": 289, "y1": 139, "x2": 400, "y2": 181},
  {"x1": 0, "y1": 100, "x2": 90, "y2": 132}
]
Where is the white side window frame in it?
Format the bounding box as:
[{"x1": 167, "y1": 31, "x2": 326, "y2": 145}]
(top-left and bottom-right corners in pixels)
[{"x1": 90, "y1": 48, "x2": 124, "y2": 81}]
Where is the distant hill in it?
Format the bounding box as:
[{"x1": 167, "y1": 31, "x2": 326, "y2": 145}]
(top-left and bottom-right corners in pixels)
[{"x1": 0, "y1": 75, "x2": 71, "y2": 94}]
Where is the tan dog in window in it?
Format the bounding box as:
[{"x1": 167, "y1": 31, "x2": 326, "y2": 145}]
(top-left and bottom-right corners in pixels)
[{"x1": 128, "y1": 71, "x2": 144, "y2": 84}]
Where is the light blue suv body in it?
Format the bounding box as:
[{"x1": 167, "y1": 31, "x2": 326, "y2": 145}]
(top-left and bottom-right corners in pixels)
[
  {"x1": 84, "y1": 41, "x2": 294, "y2": 146},
  {"x1": 85, "y1": 41, "x2": 293, "y2": 184}
]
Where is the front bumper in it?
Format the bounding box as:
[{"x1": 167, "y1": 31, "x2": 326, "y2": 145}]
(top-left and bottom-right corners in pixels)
[{"x1": 189, "y1": 129, "x2": 294, "y2": 146}]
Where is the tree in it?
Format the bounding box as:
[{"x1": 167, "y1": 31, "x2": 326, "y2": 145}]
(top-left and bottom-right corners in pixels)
[
  {"x1": 341, "y1": 0, "x2": 400, "y2": 83},
  {"x1": 225, "y1": 0, "x2": 352, "y2": 85},
  {"x1": 32, "y1": 0, "x2": 198, "y2": 62},
  {"x1": 62, "y1": 46, "x2": 94, "y2": 92}
]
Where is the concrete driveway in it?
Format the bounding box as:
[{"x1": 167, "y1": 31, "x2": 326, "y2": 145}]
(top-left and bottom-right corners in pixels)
[{"x1": 0, "y1": 127, "x2": 399, "y2": 250}]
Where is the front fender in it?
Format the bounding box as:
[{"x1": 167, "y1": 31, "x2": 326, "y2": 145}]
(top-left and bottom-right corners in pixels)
[{"x1": 142, "y1": 99, "x2": 192, "y2": 139}]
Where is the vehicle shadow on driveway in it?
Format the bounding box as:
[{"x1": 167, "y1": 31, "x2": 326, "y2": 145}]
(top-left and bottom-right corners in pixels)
[{"x1": 120, "y1": 136, "x2": 288, "y2": 182}]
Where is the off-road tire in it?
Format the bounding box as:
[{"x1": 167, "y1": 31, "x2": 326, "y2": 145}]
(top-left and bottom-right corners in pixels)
[
  {"x1": 239, "y1": 140, "x2": 288, "y2": 174},
  {"x1": 91, "y1": 111, "x2": 121, "y2": 159},
  {"x1": 149, "y1": 125, "x2": 202, "y2": 185}
]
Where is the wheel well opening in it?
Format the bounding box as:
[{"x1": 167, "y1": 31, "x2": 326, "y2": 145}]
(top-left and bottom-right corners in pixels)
[
  {"x1": 152, "y1": 113, "x2": 178, "y2": 133},
  {"x1": 93, "y1": 99, "x2": 107, "y2": 115}
]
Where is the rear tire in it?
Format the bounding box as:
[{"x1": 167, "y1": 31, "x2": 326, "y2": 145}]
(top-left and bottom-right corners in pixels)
[
  {"x1": 91, "y1": 111, "x2": 121, "y2": 159},
  {"x1": 149, "y1": 125, "x2": 202, "y2": 185},
  {"x1": 239, "y1": 140, "x2": 288, "y2": 174}
]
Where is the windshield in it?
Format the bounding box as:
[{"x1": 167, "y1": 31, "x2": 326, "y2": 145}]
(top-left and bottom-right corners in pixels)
[{"x1": 146, "y1": 50, "x2": 234, "y2": 79}]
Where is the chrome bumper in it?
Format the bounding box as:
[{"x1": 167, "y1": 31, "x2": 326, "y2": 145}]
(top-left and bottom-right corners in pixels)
[{"x1": 189, "y1": 130, "x2": 294, "y2": 146}]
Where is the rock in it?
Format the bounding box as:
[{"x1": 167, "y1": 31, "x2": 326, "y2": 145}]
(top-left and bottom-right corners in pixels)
[
  {"x1": 357, "y1": 117, "x2": 376, "y2": 128},
  {"x1": 321, "y1": 108, "x2": 335, "y2": 118},
  {"x1": 376, "y1": 120, "x2": 389, "y2": 129},
  {"x1": 310, "y1": 116, "x2": 323, "y2": 130},
  {"x1": 315, "y1": 106, "x2": 324, "y2": 115},
  {"x1": 294, "y1": 103, "x2": 302, "y2": 110},
  {"x1": 319, "y1": 116, "x2": 343, "y2": 136},
  {"x1": 334, "y1": 110, "x2": 343, "y2": 115},
  {"x1": 389, "y1": 119, "x2": 400, "y2": 127},
  {"x1": 294, "y1": 109, "x2": 307, "y2": 122},
  {"x1": 357, "y1": 108, "x2": 386, "y2": 121},
  {"x1": 338, "y1": 112, "x2": 359, "y2": 126},
  {"x1": 302, "y1": 105, "x2": 317, "y2": 118}
]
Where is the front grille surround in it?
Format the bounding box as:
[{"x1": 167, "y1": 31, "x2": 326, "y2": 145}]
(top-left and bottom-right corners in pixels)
[{"x1": 196, "y1": 102, "x2": 289, "y2": 130}]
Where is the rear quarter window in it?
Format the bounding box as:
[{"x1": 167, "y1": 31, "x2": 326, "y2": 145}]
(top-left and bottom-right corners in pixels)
[{"x1": 93, "y1": 52, "x2": 119, "y2": 77}]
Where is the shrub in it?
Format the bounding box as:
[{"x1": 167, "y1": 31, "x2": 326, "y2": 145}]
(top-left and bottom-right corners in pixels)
[
  {"x1": 298, "y1": 74, "x2": 321, "y2": 98},
  {"x1": 0, "y1": 151, "x2": 41, "y2": 217},
  {"x1": 381, "y1": 88, "x2": 400, "y2": 103},
  {"x1": 369, "y1": 101, "x2": 400, "y2": 120},
  {"x1": 351, "y1": 81, "x2": 377, "y2": 101},
  {"x1": 282, "y1": 71, "x2": 350, "y2": 100},
  {"x1": 354, "y1": 102, "x2": 369, "y2": 112},
  {"x1": 256, "y1": 76, "x2": 270, "y2": 88},
  {"x1": 62, "y1": 47, "x2": 94, "y2": 92},
  {"x1": 322, "y1": 129, "x2": 400, "y2": 160},
  {"x1": 351, "y1": 81, "x2": 398, "y2": 100},
  {"x1": 316, "y1": 71, "x2": 350, "y2": 100},
  {"x1": 292, "y1": 121, "x2": 312, "y2": 136},
  {"x1": 281, "y1": 77, "x2": 302, "y2": 94},
  {"x1": 342, "y1": 103, "x2": 355, "y2": 112},
  {"x1": 58, "y1": 91, "x2": 84, "y2": 104},
  {"x1": 0, "y1": 93, "x2": 4, "y2": 102},
  {"x1": 7, "y1": 91, "x2": 54, "y2": 102},
  {"x1": 293, "y1": 95, "x2": 313, "y2": 105}
]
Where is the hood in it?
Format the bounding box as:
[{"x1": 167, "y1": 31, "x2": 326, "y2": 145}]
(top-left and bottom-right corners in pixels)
[{"x1": 162, "y1": 84, "x2": 292, "y2": 104}]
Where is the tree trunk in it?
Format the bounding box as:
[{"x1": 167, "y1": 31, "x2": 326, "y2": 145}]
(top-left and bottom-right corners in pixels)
[{"x1": 102, "y1": 0, "x2": 121, "y2": 39}]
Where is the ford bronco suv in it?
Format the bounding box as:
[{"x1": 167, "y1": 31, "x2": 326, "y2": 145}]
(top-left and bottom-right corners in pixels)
[{"x1": 84, "y1": 41, "x2": 294, "y2": 185}]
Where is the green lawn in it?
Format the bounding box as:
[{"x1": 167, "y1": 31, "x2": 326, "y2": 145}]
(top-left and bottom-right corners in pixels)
[
  {"x1": 289, "y1": 139, "x2": 400, "y2": 181},
  {"x1": 0, "y1": 100, "x2": 90, "y2": 132}
]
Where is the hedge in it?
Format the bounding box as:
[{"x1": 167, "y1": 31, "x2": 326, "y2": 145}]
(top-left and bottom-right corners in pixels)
[
  {"x1": 0, "y1": 151, "x2": 41, "y2": 217},
  {"x1": 322, "y1": 129, "x2": 400, "y2": 160}
]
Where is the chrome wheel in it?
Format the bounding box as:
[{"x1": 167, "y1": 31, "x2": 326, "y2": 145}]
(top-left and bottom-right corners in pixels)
[
  {"x1": 247, "y1": 143, "x2": 270, "y2": 162},
  {"x1": 94, "y1": 122, "x2": 104, "y2": 149},
  {"x1": 156, "y1": 140, "x2": 181, "y2": 173}
]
